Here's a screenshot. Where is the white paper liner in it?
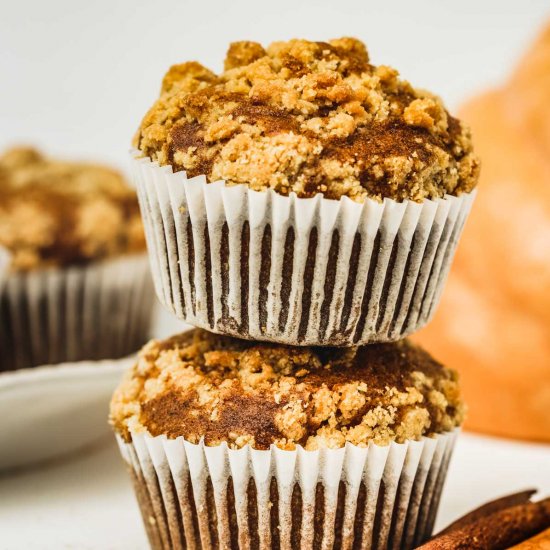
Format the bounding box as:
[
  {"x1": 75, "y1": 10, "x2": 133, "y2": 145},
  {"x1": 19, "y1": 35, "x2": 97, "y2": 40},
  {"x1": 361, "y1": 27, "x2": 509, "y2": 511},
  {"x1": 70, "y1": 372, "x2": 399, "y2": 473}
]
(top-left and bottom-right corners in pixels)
[
  {"x1": 132, "y1": 153, "x2": 475, "y2": 346},
  {"x1": 117, "y1": 429, "x2": 458, "y2": 550},
  {"x1": 0, "y1": 254, "x2": 155, "y2": 371}
]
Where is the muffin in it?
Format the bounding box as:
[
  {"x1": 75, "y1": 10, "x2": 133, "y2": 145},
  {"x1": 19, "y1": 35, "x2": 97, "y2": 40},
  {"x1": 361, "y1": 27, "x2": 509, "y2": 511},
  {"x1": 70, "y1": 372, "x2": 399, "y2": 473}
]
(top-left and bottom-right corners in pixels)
[
  {"x1": 132, "y1": 37, "x2": 478, "y2": 346},
  {"x1": 111, "y1": 328, "x2": 464, "y2": 549},
  {"x1": 0, "y1": 146, "x2": 155, "y2": 371}
]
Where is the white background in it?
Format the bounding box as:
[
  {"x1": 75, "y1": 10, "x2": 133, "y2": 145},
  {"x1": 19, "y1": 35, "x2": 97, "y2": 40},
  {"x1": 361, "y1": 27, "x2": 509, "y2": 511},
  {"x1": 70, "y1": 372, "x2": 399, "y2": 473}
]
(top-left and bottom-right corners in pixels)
[
  {"x1": 1, "y1": 0, "x2": 550, "y2": 170},
  {"x1": 1, "y1": 0, "x2": 550, "y2": 548}
]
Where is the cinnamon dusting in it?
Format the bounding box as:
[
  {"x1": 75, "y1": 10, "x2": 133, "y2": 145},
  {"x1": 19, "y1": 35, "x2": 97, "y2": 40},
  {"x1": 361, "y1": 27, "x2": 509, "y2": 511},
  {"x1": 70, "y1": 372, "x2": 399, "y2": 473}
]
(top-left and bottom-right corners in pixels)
[{"x1": 110, "y1": 329, "x2": 465, "y2": 450}]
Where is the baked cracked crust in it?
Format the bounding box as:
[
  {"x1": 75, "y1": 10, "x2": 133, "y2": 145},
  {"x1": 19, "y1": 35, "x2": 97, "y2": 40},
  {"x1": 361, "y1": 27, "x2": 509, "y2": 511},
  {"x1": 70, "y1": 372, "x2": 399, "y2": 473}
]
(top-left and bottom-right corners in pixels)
[
  {"x1": 0, "y1": 147, "x2": 145, "y2": 271},
  {"x1": 110, "y1": 329, "x2": 465, "y2": 450},
  {"x1": 135, "y1": 37, "x2": 479, "y2": 203}
]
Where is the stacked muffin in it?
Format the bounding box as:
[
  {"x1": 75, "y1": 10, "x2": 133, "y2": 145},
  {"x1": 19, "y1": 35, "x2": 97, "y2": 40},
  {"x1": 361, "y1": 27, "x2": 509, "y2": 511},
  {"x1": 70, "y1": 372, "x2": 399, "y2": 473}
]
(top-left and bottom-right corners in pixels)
[{"x1": 111, "y1": 38, "x2": 479, "y2": 549}]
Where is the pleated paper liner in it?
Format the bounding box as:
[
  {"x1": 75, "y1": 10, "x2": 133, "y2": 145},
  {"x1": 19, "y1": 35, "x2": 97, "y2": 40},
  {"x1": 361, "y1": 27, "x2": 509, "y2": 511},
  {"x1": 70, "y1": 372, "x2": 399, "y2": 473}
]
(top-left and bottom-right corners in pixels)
[
  {"x1": 117, "y1": 429, "x2": 458, "y2": 550},
  {"x1": 132, "y1": 153, "x2": 475, "y2": 346},
  {"x1": 0, "y1": 253, "x2": 155, "y2": 372}
]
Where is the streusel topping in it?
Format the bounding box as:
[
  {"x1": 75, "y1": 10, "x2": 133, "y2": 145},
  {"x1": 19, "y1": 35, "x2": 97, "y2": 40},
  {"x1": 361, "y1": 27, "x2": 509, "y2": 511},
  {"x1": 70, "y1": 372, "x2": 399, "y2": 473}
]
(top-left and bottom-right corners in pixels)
[
  {"x1": 110, "y1": 329, "x2": 464, "y2": 450},
  {"x1": 135, "y1": 38, "x2": 479, "y2": 202},
  {"x1": 0, "y1": 147, "x2": 145, "y2": 271}
]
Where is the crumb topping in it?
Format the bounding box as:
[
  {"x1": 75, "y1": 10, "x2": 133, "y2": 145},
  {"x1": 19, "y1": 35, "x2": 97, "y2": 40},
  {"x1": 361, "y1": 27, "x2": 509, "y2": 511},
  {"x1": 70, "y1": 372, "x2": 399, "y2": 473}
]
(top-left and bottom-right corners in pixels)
[
  {"x1": 0, "y1": 147, "x2": 146, "y2": 271},
  {"x1": 135, "y1": 38, "x2": 479, "y2": 203},
  {"x1": 110, "y1": 329, "x2": 465, "y2": 450}
]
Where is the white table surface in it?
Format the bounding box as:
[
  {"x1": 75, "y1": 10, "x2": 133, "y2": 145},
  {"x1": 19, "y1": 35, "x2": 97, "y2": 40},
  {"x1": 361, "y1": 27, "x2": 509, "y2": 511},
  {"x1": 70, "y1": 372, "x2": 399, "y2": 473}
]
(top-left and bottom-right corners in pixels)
[{"x1": 1, "y1": 431, "x2": 549, "y2": 550}]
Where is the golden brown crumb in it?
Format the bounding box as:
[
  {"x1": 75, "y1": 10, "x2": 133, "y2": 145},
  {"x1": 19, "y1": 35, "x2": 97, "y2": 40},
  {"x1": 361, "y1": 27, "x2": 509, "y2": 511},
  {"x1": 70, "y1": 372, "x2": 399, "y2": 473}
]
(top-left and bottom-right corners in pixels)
[
  {"x1": 135, "y1": 38, "x2": 479, "y2": 203},
  {"x1": 110, "y1": 329, "x2": 465, "y2": 450},
  {"x1": 0, "y1": 147, "x2": 146, "y2": 271}
]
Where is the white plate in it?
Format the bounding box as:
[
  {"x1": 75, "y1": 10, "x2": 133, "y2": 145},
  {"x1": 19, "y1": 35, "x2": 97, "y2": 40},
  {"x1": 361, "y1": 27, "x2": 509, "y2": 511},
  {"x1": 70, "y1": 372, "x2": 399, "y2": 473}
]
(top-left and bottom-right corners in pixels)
[{"x1": 0, "y1": 357, "x2": 133, "y2": 471}]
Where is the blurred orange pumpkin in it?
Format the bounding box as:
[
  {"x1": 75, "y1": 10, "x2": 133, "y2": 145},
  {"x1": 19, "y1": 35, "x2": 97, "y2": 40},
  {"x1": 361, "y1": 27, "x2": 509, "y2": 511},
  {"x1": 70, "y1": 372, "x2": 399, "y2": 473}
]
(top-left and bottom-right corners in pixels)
[{"x1": 415, "y1": 21, "x2": 550, "y2": 442}]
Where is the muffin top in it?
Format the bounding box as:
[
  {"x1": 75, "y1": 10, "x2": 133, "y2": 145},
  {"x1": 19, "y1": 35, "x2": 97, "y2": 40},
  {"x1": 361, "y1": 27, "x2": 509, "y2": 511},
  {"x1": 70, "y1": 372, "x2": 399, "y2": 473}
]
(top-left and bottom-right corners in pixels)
[
  {"x1": 135, "y1": 37, "x2": 479, "y2": 203},
  {"x1": 0, "y1": 147, "x2": 146, "y2": 271},
  {"x1": 110, "y1": 329, "x2": 464, "y2": 450}
]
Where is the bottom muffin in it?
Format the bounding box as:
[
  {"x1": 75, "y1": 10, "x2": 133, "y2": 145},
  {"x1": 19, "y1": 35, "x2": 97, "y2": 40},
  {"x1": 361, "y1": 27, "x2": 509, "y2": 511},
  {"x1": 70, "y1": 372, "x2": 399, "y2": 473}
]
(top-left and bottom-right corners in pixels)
[{"x1": 110, "y1": 329, "x2": 465, "y2": 550}]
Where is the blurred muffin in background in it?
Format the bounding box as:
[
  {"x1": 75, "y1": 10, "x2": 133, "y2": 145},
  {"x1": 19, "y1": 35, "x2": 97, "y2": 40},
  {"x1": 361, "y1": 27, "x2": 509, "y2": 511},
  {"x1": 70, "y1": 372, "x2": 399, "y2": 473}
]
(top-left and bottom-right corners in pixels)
[
  {"x1": 0, "y1": 147, "x2": 155, "y2": 371},
  {"x1": 415, "y1": 21, "x2": 550, "y2": 442}
]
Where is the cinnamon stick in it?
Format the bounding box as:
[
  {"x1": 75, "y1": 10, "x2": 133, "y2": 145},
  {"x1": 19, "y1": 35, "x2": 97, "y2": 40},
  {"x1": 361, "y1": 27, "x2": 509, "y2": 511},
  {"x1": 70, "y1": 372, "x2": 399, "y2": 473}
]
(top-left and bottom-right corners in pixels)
[
  {"x1": 417, "y1": 497, "x2": 550, "y2": 550},
  {"x1": 438, "y1": 489, "x2": 537, "y2": 535}
]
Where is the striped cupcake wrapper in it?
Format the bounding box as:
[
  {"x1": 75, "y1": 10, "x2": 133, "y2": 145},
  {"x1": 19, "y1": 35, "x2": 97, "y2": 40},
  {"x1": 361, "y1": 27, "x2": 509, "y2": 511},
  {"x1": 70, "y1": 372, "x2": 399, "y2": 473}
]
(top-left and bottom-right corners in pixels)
[
  {"x1": 117, "y1": 429, "x2": 459, "y2": 550},
  {"x1": 0, "y1": 254, "x2": 155, "y2": 371},
  {"x1": 133, "y1": 153, "x2": 475, "y2": 346}
]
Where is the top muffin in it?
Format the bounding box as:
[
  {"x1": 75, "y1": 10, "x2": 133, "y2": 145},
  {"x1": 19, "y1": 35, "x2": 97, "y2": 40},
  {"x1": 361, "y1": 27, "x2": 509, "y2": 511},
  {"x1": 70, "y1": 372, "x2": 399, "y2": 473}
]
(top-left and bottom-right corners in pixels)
[
  {"x1": 135, "y1": 37, "x2": 479, "y2": 203},
  {"x1": 0, "y1": 147, "x2": 145, "y2": 271}
]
